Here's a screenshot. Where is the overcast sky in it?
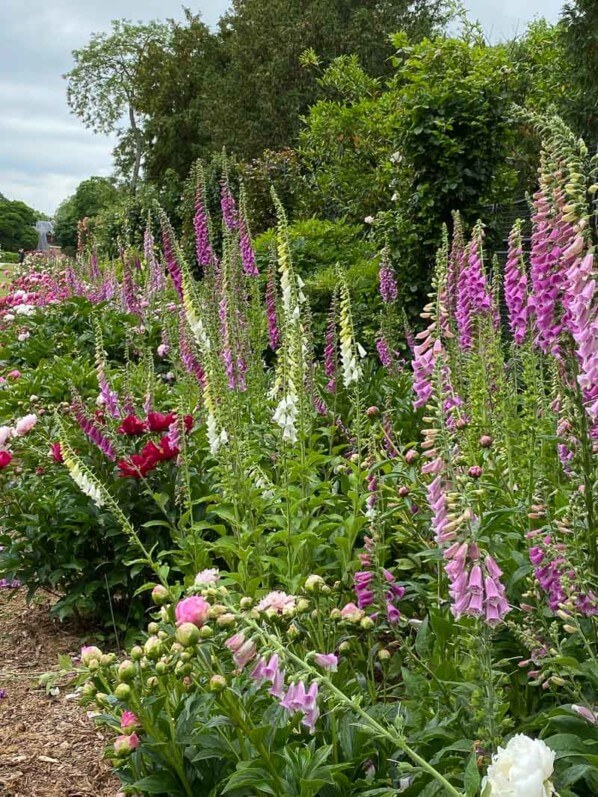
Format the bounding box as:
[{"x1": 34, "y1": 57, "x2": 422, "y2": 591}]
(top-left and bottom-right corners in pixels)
[{"x1": 0, "y1": 0, "x2": 564, "y2": 216}]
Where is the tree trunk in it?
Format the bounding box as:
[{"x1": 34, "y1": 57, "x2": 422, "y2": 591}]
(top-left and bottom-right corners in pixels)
[{"x1": 129, "y1": 105, "x2": 142, "y2": 194}]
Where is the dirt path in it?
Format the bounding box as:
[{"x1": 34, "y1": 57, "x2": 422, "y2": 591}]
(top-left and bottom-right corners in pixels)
[{"x1": 0, "y1": 590, "x2": 119, "y2": 796}]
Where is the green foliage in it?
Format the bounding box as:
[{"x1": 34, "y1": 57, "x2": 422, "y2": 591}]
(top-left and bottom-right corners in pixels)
[
  {"x1": 559, "y1": 0, "x2": 598, "y2": 143},
  {"x1": 0, "y1": 197, "x2": 38, "y2": 251},
  {"x1": 0, "y1": 251, "x2": 19, "y2": 264},
  {"x1": 254, "y1": 218, "x2": 380, "y2": 340},
  {"x1": 299, "y1": 56, "x2": 397, "y2": 223},
  {"x1": 53, "y1": 177, "x2": 119, "y2": 252},
  {"x1": 380, "y1": 33, "x2": 522, "y2": 316}
]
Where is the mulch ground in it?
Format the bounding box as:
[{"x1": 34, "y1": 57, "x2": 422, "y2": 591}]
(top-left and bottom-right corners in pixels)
[{"x1": 0, "y1": 590, "x2": 119, "y2": 796}]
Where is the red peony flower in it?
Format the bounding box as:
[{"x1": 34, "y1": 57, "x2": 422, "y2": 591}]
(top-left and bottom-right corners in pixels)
[
  {"x1": 117, "y1": 414, "x2": 147, "y2": 436},
  {"x1": 184, "y1": 414, "x2": 194, "y2": 432},
  {"x1": 0, "y1": 451, "x2": 13, "y2": 469},
  {"x1": 146, "y1": 411, "x2": 176, "y2": 432}
]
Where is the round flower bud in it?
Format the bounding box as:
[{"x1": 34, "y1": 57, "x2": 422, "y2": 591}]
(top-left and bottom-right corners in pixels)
[
  {"x1": 118, "y1": 660, "x2": 136, "y2": 682},
  {"x1": 159, "y1": 606, "x2": 170, "y2": 622},
  {"x1": 199, "y1": 625, "x2": 214, "y2": 639},
  {"x1": 360, "y1": 617, "x2": 375, "y2": 630},
  {"x1": 210, "y1": 674, "x2": 227, "y2": 692},
  {"x1": 365, "y1": 406, "x2": 380, "y2": 418},
  {"x1": 175, "y1": 661, "x2": 192, "y2": 677},
  {"x1": 216, "y1": 613, "x2": 236, "y2": 627},
  {"x1": 240, "y1": 597, "x2": 253, "y2": 610},
  {"x1": 377, "y1": 649, "x2": 391, "y2": 661},
  {"x1": 155, "y1": 661, "x2": 168, "y2": 675},
  {"x1": 175, "y1": 622, "x2": 200, "y2": 648},
  {"x1": 146, "y1": 676, "x2": 159, "y2": 689},
  {"x1": 479, "y1": 435, "x2": 493, "y2": 448},
  {"x1": 305, "y1": 574, "x2": 325, "y2": 593},
  {"x1": 151, "y1": 585, "x2": 170, "y2": 605},
  {"x1": 114, "y1": 732, "x2": 140, "y2": 757},
  {"x1": 147, "y1": 622, "x2": 160, "y2": 636},
  {"x1": 296, "y1": 599, "x2": 310, "y2": 613},
  {"x1": 468, "y1": 465, "x2": 483, "y2": 479},
  {"x1": 338, "y1": 641, "x2": 351, "y2": 653},
  {"x1": 287, "y1": 623, "x2": 300, "y2": 640},
  {"x1": 114, "y1": 683, "x2": 131, "y2": 701},
  {"x1": 143, "y1": 636, "x2": 162, "y2": 660},
  {"x1": 398, "y1": 486, "x2": 410, "y2": 497},
  {"x1": 88, "y1": 659, "x2": 100, "y2": 672},
  {"x1": 171, "y1": 643, "x2": 184, "y2": 655},
  {"x1": 82, "y1": 682, "x2": 96, "y2": 697},
  {"x1": 80, "y1": 646, "x2": 103, "y2": 667}
]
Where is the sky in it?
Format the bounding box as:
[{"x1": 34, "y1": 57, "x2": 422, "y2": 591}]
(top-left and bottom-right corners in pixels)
[{"x1": 0, "y1": 0, "x2": 564, "y2": 217}]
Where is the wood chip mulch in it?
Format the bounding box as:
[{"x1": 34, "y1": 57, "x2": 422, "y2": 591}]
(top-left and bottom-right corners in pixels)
[{"x1": 0, "y1": 590, "x2": 119, "y2": 796}]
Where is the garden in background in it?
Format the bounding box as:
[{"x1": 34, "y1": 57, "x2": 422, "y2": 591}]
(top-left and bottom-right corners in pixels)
[{"x1": 1, "y1": 2, "x2": 597, "y2": 796}]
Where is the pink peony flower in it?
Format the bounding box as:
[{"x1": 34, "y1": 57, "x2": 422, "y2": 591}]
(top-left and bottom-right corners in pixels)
[
  {"x1": 120, "y1": 710, "x2": 139, "y2": 732},
  {"x1": 7, "y1": 370, "x2": 21, "y2": 380},
  {"x1": 14, "y1": 414, "x2": 37, "y2": 436},
  {"x1": 339, "y1": 602, "x2": 364, "y2": 622},
  {"x1": 256, "y1": 591, "x2": 296, "y2": 615},
  {"x1": 194, "y1": 568, "x2": 220, "y2": 586},
  {"x1": 175, "y1": 595, "x2": 210, "y2": 627}
]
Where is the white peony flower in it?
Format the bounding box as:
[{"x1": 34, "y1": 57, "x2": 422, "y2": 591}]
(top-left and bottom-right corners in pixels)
[
  {"x1": 482, "y1": 735, "x2": 555, "y2": 797},
  {"x1": 0, "y1": 425, "x2": 13, "y2": 448}
]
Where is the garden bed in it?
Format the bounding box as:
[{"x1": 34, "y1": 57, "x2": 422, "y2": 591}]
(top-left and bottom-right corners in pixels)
[{"x1": 0, "y1": 591, "x2": 118, "y2": 796}]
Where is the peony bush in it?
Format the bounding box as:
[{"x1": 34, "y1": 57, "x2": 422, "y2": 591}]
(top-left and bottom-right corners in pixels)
[{"x1": 1, "y1": 117, "x2": 597, "y2": 794}]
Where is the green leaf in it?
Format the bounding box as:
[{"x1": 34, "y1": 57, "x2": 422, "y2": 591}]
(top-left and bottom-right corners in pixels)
[{"x1": 464, "y1": 753, "x2": 481, "y2": 797}]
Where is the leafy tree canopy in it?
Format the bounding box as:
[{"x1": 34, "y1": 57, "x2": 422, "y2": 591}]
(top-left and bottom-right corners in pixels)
[
  {"x1": 65, "y1": 19, "x2": 169, "y2": 191},
  {"x1": 53, "y1": 177, "x2": 119, "y2": 252},
  {"x1": 0, "y1": 197, "x2": 39, "y2": 252}
]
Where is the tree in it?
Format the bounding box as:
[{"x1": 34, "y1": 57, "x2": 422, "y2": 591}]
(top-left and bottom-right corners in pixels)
[
  {"x1": 135, "y1": 11, "x2": 223, "y2": 186},
  {"x1": 53, "y1": 177, "x2": 119, "y2": 252},
  {"x1": 65, "y1": 20, "x2": 169, "y2": 192},
  {"x1": 560, "y1": 0, "x2": 598, "y2": 144},
  {"x1": 210, "y1": 0, "x2": 450, "y2": 159},
  {"x1": 0, "y1": 198, "x2": 38, "y2": 252}
]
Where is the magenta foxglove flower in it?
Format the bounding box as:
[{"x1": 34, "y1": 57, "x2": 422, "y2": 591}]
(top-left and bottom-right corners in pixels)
[
  {"x1": 504, "y1": 221, "x2": 529, "y2": 345},
  {"x1": 194, "y1": 192, "x2": 213, "y2": 273},
  {"x1": 378, "y1": 253, "x2": 398, "y2": 303},
  {"x1": 220, "y1": 182, "x2": 239, "y2": 230},
  {"x1": 376, "y1": 336, "x2": 392, "y2": 368},
  {"x1": 160, "y1": 216, "x2": 184, "y2": 299},
  {"x1": 314, "y1": 653, "x2": 338, "y2": 671}
]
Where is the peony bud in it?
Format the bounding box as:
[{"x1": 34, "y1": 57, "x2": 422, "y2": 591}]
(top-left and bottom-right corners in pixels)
[
  {"x1": 114, "y1": 683, "x2": 131, "y2": 701},
  {"x1": 114, "y1": 732, "x2": 140, "y2": 757},
  {"x1": 151, "y1": 585, "x2": 170, "y2": 605},
  {"x1": 175, "y1": 622, "x2": 200, "y2": 647},
  {"x1": 210, "y1": 674, "x2": 227, "y2": 692},
  {"x1": 118, "y1": 660, "x2": 136, "y2": 682}
]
